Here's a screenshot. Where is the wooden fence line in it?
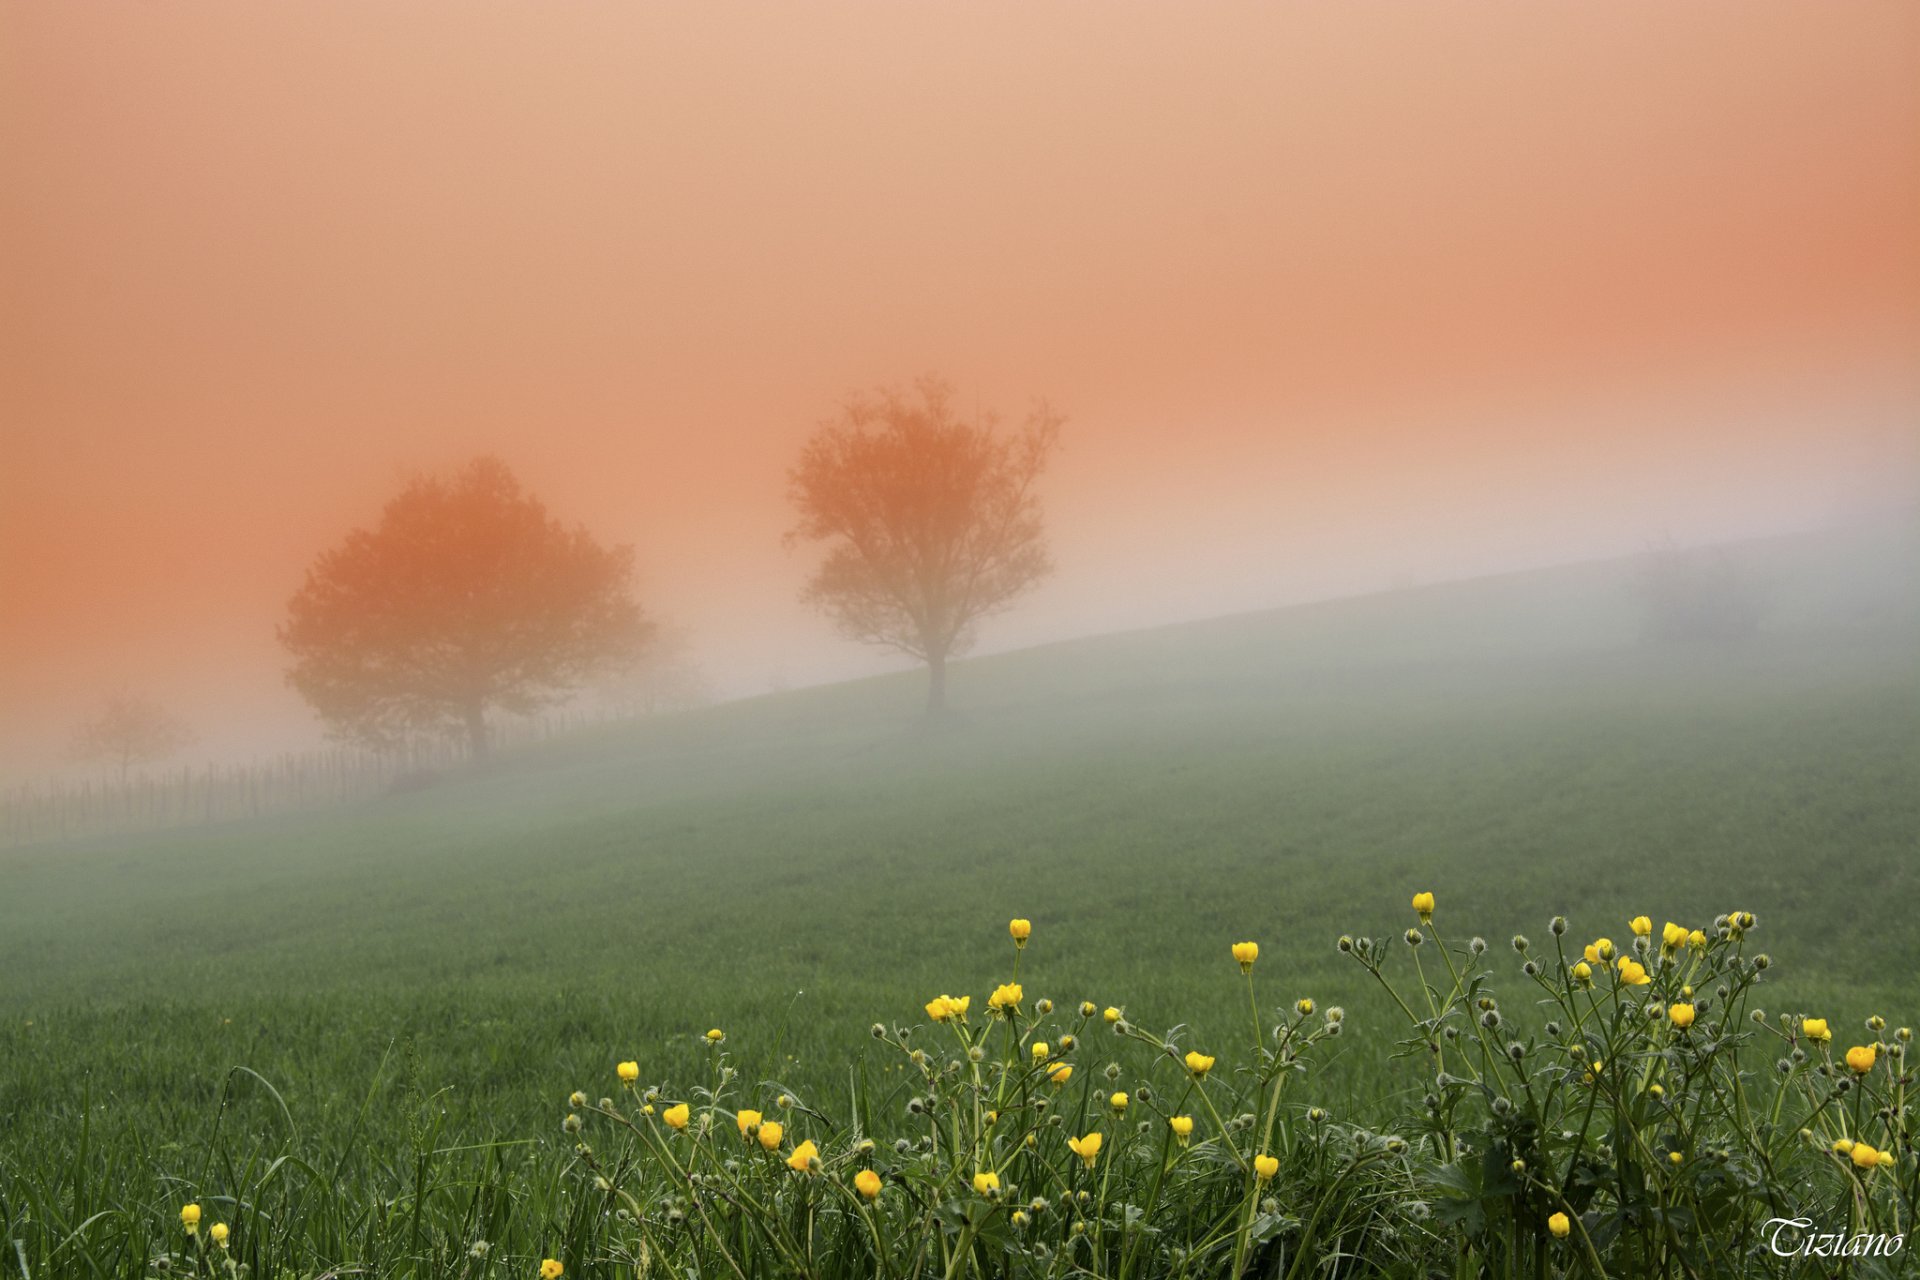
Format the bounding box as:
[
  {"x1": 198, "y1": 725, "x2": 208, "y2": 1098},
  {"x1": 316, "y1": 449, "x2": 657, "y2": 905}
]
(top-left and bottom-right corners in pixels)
[{"x1": 0, "y1": 710, "x2": 618, "y2": 849}]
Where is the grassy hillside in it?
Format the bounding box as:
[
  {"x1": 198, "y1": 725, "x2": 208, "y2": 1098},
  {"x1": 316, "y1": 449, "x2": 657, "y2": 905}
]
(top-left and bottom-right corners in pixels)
[{"x1": 1, "y1": 520, "x2": 1916, "y2": 1273}]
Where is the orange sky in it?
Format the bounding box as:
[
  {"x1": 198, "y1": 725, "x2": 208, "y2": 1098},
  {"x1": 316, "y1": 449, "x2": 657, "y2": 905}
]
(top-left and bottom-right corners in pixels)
[{"x1": 2, "y1": 2, "x2": 1917, "y2": 778}]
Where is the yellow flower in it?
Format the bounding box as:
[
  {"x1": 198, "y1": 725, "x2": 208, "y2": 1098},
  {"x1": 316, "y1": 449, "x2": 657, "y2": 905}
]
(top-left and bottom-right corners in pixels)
[
  {"x1": 705, "y1": 1028, "x2": 725, "y2": 1044},
  {"x1": 210, "y1": 1223, "x2": 230, "y2": 1248},
  {"x1": 1661, "y1": 921, "x2": 1688, "y2": 952},
  {"x1": 1571, "y1": 961, "x2": 1592, "y2": 986},
  {"x1": 736, "y1": 1108, "x2": 763, "y2": 1137},
  {"x1": 1688, "y1": 929, "x2": 1707, "y2": 949},
  {"x1": 973, "y1": 1171, "x2": 1001, "y2": 1196},
  {"x1": 1103, "y1": 1006, "x2": 1122, "y2": 1024},
  {"x1": 1049, "y1": 1064, "x2": 1073, "y2": 1086},
  {"x1": 1668, "y1": 1003, "x2": 1696, "y2": 1029},
  {"x1": 1629, "y1": 916, "x2": 1652, "y2": 937},
  {"x1": 1109, "y1": 1091, "x2": 1129, "y2": 1113},
  {"x1": 1877, "y1": 1149, "x2": 1897, "y2": 1169},
  {"x1": 1668, "y1": 1151, "x2": 1683, "y2": 1166},
  {"x1": 925, "y1": 994, "x2": 970, "y2": 1022},
  {"x1": 1009, "y1": 918, "x2": 1031, "y2": 947},
  {"x1": 1232, "y1": 941, "x2": 1259, "y2": 973},
  {"x1": 1846, "y1": 1045, "x2": 1877, "y2": 1074},
  {"x1": 988, "y1": 983, "x2": 1023, "y2": 1013},
  {"x1": 1068, "y1": 1132, "x2": 1104, "y2": 1167},
  {"x1": 540, "y1": 1262, "x2": 564, "y2": 1280},
  {"x1": 180, "y1": 1204, "x2": 201, "y2": 1233},
  {"x1": 757, "y1": 1120, "x2": 784, "y2": 1150},
  {"x1": 1833, "y1": 1137, "x2": 1854, "y2": 1155},
  {"x1": 617, "y1": 1061, "x2": 640, "y2": 1083},
  {"x1": 663, "y1": 1103, "x2": 690, "y2": 1130},
  {"x1": 1851, "y1": 1142, "x2": 1881, "y2": 1170},
  {"x1": 1031, "y1": 1041, "x2": 1050, "y2": 1063},
  {"x1": 854, "y1": 1169, "x2": 882, "y2": 1200},
  {"x1": 1548, "y1": 1212, "x2": 1570, "y2": 1239},
  {"x1": 1802, "y1": 1017, "x2": 1831, "y2": 1043},
  {"x1": 1411, "y1": 891, "x2": 1435, "y2": 922},
  {"x1": 1295, "y1": 998, "x2": 1315, "y2": 1016},
  {"x1": 1616, "y1": 957, "x2": 1650, "y2": 986},
  {"x1": 1583, "y1": 938, "x2": 1615, "y2": 964},
  {"x1": 1184, "y1": 1051, "x2": 1215, "y2": 1079},
  {"x1": 1254, "y1": 1154, "x2": 1279, "y2": 1180},
  {"x1": 1169, "y1": 1115, "x2": 1194, "y2": 1142},
  {"x1": 787, "y1": 1139, "x2": 819, "y2": 1172}
]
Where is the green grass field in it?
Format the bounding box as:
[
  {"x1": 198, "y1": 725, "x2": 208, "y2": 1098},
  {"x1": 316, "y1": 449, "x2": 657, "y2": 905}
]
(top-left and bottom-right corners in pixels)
[{"x1": 3, "y1": 524, "x2": 1916, "y2": 1276}]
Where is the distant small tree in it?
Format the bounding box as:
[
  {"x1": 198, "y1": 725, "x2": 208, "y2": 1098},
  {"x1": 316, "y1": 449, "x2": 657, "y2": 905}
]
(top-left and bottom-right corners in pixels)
[
  {"x1": 1633, "y1": 541, "x2": 1766, "y2": 643},
  {"x1": 787, "y1": 377, "x2": 1061, "y2": 713},
  {"x1": 70, "y1": 692, "x2": 193, "y2": 783},
  {"x1": 281, "y1": 457, "x2": 649, "y2": 758},
  {"x1": 594, "y1": 622, "x2": 714, "y2": 717}
]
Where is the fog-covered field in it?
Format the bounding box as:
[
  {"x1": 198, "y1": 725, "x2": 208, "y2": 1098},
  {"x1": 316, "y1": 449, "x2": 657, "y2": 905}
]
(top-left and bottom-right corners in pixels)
[{"x1": 3, "y1": 525, "x2": 1916, "y2": 1275}]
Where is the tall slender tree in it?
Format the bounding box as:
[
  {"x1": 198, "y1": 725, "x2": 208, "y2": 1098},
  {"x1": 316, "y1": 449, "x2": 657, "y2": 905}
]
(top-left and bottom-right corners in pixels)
[
  {"x1": 787, "y1": 377, "x2": 1061, "y2": 713},
  {"x1": 280, "y1": 457, "x2": 648, "y2": 757}
]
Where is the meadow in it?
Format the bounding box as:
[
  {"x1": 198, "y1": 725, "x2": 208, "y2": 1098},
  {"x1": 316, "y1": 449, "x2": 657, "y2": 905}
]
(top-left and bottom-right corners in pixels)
[{"x1": 2, "y1": 525, "x2": 1917, "y2": 1277}]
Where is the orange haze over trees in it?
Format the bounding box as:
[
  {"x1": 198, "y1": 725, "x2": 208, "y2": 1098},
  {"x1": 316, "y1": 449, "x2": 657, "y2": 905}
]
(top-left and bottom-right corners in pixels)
[
  {"x1": 787, "y1": 379, "x2": 1062, "y2": 713},
  {"x1": 279, "y1": 458, "x2": 649, "y2": 758}
]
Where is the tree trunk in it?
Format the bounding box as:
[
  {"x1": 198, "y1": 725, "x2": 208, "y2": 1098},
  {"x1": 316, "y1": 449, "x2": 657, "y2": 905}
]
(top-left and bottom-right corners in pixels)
[
  {"x1": 464, "y1": 700, "x2": 491, "y2": 760},
  {"x1": 925, "y1": 650, "x2": 947, "y2": 714}
]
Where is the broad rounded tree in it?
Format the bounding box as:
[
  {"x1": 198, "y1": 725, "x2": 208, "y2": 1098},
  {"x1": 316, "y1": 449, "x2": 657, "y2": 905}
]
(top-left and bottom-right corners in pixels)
[
  {"x1": 281, "y1": 457, "x2": 648, "y2": 757},
  {"x1": 787, "y1": 377, "x2": 1062, "y2": 713}
]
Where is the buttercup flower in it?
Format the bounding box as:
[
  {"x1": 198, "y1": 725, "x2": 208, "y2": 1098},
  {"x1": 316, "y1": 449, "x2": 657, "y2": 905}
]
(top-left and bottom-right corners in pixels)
[
  {"x1": 1802, "y1": 1018, "x2": 1831, "y2": 1043},
  {"x1": 1548, "y1": 1212, "x2": 1570, "y2": 1239},
  {"x1": 617, "y1": 1061, "x2": 640, "y2": 1083},
  {"x1": 854, "y1": 1169, "x2": 882, "y2": 1200},
  {"x1": 1232, "y1": 941, "x2": 1259, "y2": 973},
  {"x1": 787, "y1": 1139, "x2": 818, "y2": 1172},
  {"x1": 924, "y1": 994, "x2": 970, "y2": 1022},
  {"x1": 540, "y1": 1262, "x2": 564, "y2": 1280},
  {"x1": 1109, "y1": 1091, "x2": 1129, "y2": 1113},
  {"x1": 1571, "y1": 961, "x2": 1592, "y2": 987},
  {"x1": 1668, "y1": 1003, "x2": 1696, "y2": 1029},
  {"x1": 1169, "y1": 1115, "x2": 1194, "y2": 1143},
  {"x1": 1296, "y1": 997, "x2": 1315, "y2": 1016},
  {"x1": 1661, "y1": 922, "x2": 1688, "y2": 952},
  {"x1": 736, "y1": 1108, "x2": 763, "y2": 1137},
  {"x1": 1850, "y1": 1142, "x2": 1881, "y2": 1170},
  {"x1": 1846, "y1": 1044, "x2": 1876, "y2": 1074},
  {"x1": 210, "y1": 1223, "x2": 230, "y2": 1248},
  {"x1": 1254, "y1": 1154, "x2": 1279, "y2": 1180},
  {"x1": 1583, "y1": 938, "x2": 1615, "y2": 964},
  {"x1": 705, "y1": 1028, "x2": 724, "y2": 1044},
  {"x1": 988, "y1": 983, "x2": 1023, "y2": 1013},
  {"x1": 757, "y1": 1120, "x2": 784, "y2": 1150},
  {"x1": 1049, "y1": 1064, "x2": 1073, "y2": 1086},
  {"x1": 1688, "y1": 929, "x2": 1707, "y2": 949},
  {"x1": 1009, "y1": 919, "x2": 1031, "y2": 947},
  {"x1": 1411, "y1": 892, "x2": 1435, "y2": 923},
  {"x1": 1616, "y1": 957, "x2": 1650, "y2": 986},
  {"x1": 1103, "y1": 1006, "x2": 1122, "y2": 1024},
  {"x1": 1629, "y1": 916, "x2": 1651, "y2": 937},
  {"x1": 1068, "y1": 1132, "x2": 1104, "y2": 1167},
  {"x1": 1184, "y1": 1051, "x2": 1215, "y2": 1078},
  {"x1": 180, "y1": 1204, "x2": 201, "y2": 1234},
  {"x1": 663, "y1": 1103, "x2": 690, "y2": 1129},
  {"x1": 1031, "y1": 1041, "x2": 1050, "y2": 1063},
  {"x1": 973, "y1": 1171, "x2": 1001, "y2": 1196}
]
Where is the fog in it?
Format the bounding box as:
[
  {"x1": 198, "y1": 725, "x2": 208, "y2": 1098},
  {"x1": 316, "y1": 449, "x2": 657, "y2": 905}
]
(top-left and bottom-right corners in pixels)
[{"x1": 2, "y1": 1, "x2": 1916, "y2": 784}]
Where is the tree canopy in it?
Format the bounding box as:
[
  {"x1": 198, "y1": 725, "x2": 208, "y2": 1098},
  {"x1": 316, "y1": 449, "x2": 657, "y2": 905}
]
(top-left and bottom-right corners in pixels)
[
  {"x1": 280, "y1": 457, "x2": 647, "y2": 756},
  {"x1": 788, "y1": 377, "x2": 1061, "y2": 711},
  {"x1": 69, "y1": 692, "x2": 193, "y2": 782}
]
